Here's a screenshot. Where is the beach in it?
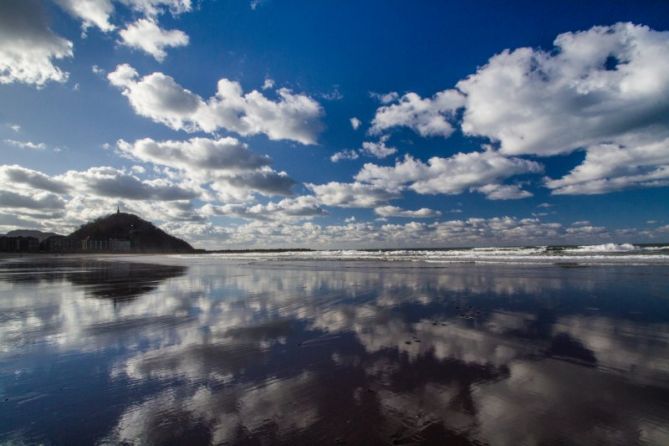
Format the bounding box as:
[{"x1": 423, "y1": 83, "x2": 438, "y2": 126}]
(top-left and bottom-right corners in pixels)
[{"x1": 1, "y1": 252, "x2": 669, "y2": 445}]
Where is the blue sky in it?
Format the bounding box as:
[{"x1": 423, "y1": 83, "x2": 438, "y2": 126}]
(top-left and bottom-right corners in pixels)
[{"x1": 1, "y1": 0, "x2": 669, "y2": 248}]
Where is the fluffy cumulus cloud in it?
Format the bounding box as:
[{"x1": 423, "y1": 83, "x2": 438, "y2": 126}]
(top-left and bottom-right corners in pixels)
[
  {"x1": 202, "y1": 196, "x2": 326, "y2": 221},
  {"x1": 546, "y1": 138, "x2": 669, "y2": 194},
  {"x1": 211, "y1": 168, "x2": 295, "y2": 200},
  {"x1": 360, "y1": 139, "x2": 397, "y2": 159},
  {"x1": 355, "y1": 149, "x2": 542, "y2": 198},
  {"x1": 0, "y1": 190, "x2": 65, "y2": 211},
  {"x1": 119, "y1": 19, "x2": 189, "y2": 61},
  {"x1": 367, "y1": 23, "x2": 669, "y2": 196},
  {"x1": 55, "y1": 0, "x2": 116, "y2": 32},
  {"x1": 370, "y1": 90, "x2": 465, "y2": 137},
  {"x1": 168, "y1": 215, "x2": 577, "y2": 249},
  {"x1": 59, "y1": 166, "x2": 198, "y2": 201},
  {"x1": 321, "y1": 148, "x2": 540, "y2": 208},
  {"x1": 0, "y1": 0, "x2": 73, "y2": 87},
  {"x1": 118, "y1": 136, "x2": 295, "y2": 200},
  {"x1": 0, "y1": 165, "x2": 69, "y2": 194},
  {"x1": 306, "y1": 182, "x2": 400, "y2": 208},
  {"x1": 374, "y1": 206, "x2": 441, "y2": 219},
  {"x1": 118, "y1": 137, "x2": 270, "y2": 172},
  {"x1": 122, "y1": 0, "x2": 192, "y2": 17},
  {"x1": 55, "y1": 0, "x2": 192, "y2": 32},
  {"x1": 108, "y1": 64, "x2": 324, "y2": 144},
  {"x1": 0, "y1": 155, "x2": 655, "y2": 245},
  {"x1": 476, "y1": 184, "x2": 533, "y2": 200},
  {"x1": 458, "y1": 23, "x2": 669, "y2": 157},
  {"x1": 0, "y1": 163, "x2": 206, "y2": 233},
  {"x1": 330, "y1": 136, "x2": 397, "y2": 163},
  {"x1": 0, "y1": 0, "x2": 194, "y2": 88},
  {"x1": 330, "y1": 149, "x2": 359, "y2": 163}
]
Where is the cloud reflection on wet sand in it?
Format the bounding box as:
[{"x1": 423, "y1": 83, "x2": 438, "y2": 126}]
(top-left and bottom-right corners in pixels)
[{"x1": 1, "y1": 257, "x2": 669, "y2": 445}]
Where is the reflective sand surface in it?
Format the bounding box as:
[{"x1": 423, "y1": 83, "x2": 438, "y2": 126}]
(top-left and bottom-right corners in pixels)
[{"x1": 1, "y1": 256, "x2": 669, "y2": 445}]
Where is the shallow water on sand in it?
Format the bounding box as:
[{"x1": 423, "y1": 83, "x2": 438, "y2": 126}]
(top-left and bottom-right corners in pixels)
[{"x1": 1, "y1": 255, "x2": 669, "y2": 445}]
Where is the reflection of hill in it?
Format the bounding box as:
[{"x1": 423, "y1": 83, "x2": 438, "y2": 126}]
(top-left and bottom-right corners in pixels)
[
  {"x1": 67, "y1": 262, "x2": 188, "y2": 301},
  {"x1": 0, "y1": 259, "x2": 186, "y2": 301}
]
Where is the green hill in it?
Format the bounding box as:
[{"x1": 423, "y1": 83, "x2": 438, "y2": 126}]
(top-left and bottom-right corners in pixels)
[{"x1": 69, "y1": 212, "x2": 194, "y2": 253}]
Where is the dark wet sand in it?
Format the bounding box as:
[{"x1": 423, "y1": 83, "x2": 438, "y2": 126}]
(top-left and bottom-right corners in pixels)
[{"x1": 1, "y1": 255, "x2": 669, "y2": 445}]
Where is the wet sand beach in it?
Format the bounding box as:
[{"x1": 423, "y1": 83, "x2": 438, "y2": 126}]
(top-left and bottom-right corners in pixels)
[{"x1": 1, "y1": 254, "x2": 669, "y2": 445}]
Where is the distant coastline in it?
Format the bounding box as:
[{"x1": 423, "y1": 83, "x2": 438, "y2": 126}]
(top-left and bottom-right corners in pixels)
[{"x1": 2, "y1": 210, "x2": 667, "y2": 256}]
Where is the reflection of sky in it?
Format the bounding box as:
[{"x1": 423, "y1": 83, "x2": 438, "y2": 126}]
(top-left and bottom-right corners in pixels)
[{"x1": 1, "y1": 258, "x2": 669, "y2": 444}]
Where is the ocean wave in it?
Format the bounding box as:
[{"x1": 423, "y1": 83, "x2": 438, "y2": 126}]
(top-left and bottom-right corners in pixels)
[
  {"x1": 186, "y1": 243, "x2": 669, "y2": 265},
  {"x1": 562, "y1": 243, "x2": 637, "y2": 253}
]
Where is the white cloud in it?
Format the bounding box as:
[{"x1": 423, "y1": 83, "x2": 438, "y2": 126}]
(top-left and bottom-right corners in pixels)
[
  {"x1": 0, "y1": 163, "x2": 205, "y2": 232},
  {"x1": 455, "y1": 23, "x2": 669, "y2": 195},
  {"x1": 476, "y1": 184, "x2": 533, "y2": 200},
  {"x1": 211, "y1": 168, "x2": 295, "y2": 200},
  {"x1": 355, "y1": 149, "x2": 541, "y2": 198},
  {"x1": 330, "y1": 149, "x2": 359, "y2": 163},
  {"x1": 174, "y1": 215, "x2": 575, "y2": 249},
  {"x1": 360, "y1": 139, "x2": 397, "y2": 159},
  {"x1": 370, "y1": 91, "x2": 399, "y2": 104},
  {"x1": 58, "y1": 166, "x2": 199, "y2": 201},
  {"x1": 565, "y1": 225, "x2": 608, "y2": 236},
  {"x1": 458, "y1": 23, "x2": 669, "y2": 158},
  {"x1": 370, "y1": 90, "x2": 465, "y2": 137},
  {"x1": 92, "y1": 65, "x2": 105, "y2": 76},
  {"x1": 53, "y1": 0, "x2": 192, "y2": 34},
  {"x1": 118, "y1": 137, "x2": 270, "y2": 172},
  {"x1": 546, "y1": 138, "x2": 669, "y2": 194},
  {"x1": 350, "y1": 117, "x2": 361, "y2": 130},
  {"x1": 119, "y1": 19, "x2": 189, "y2": 62},
  {"x1": 108, "y1": 64, "x2": 324, "y2": 144},
  {"x1": 54, "y1": 0, "x2": 116, "y2": 32},
  {"x1": 262, "y1": 78, "x2": 275, "y2": 90},
  {"x1": 331, "y1": 137, "x2": 397, "y2": 162},
  {"x1": 117, "y1": 137, "x2": 295, "y2": 199},
  {"x1": 202, "y1": 196, "x2": 325, "y2": 221},
  {"x1": 121, "y1": 0, "x2": 192, "y2": 17},
  {"x1": 4, "y1": 139, "x2": 47, "y2": 151},
  {"x1": 108, "y1": 64, "x2": 202, "y2": 131},
  {"x1": 0, "y1": 190, "x2": 65, "y2": 211},
  {"x1": 0, "y1": 0, "x2": 73, "y2": 87},
  {"x1": 365, "y1": 23, "x2": 669, "y2": 196},
  {"x1": 306, "y1": 182, "x2": 400, "y2": 208},
  {"x1": 8, "y1": 124, "x2": 21, "y2": 132},
  {"x1": 0, "y1": 165, "x2": 69, "y2": 194},
  {"x1": 374, "y1": 206, "x2": 441, "y2": 218}
]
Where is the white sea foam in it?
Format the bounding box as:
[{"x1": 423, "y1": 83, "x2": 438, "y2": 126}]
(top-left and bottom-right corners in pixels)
[
  {"x1": 178, "y1": 244, "x2": 669, "y2": 266},
  {"x1": 562, "y1": 243, "x2": 637, "y2": 253}
]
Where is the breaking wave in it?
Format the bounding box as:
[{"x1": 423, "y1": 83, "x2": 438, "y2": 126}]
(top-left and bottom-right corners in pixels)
[
  {"x1": 189, "y1": 243, "x2": 669, "y2": 265},
  {"x1": 561, "y1": 243, "x2": 637, "y2": 253}
]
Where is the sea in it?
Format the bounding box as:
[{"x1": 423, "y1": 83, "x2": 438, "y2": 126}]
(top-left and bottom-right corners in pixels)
[
  {"x1": 199, "y1": 242, "x2": 669, "y2": 264},
  {"x1": 1, "y1": 244, "x2": 669, "y2": 445}
]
